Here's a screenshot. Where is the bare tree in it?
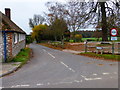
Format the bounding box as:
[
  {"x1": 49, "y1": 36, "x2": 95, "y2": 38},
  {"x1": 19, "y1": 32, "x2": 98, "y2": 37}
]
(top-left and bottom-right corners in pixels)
[
  {"x1": 46, "y1": 1, "x2": 89, "y2": 41},
  {"x1": 86, "y1": 0, "x2": 120, "y2": 41},
  {"x1": 29, "y1": 14, "x2": 45, "y2": 28}
]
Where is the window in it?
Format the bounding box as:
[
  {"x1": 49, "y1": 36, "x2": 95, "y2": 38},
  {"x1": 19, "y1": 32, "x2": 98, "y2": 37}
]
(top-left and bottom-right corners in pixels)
[
  {"x1": 14, "y1": 33, "x2": 18, "y2": 44},
  {"x1": 18, "y1": 34, "x2": 25, "y2": 41}
]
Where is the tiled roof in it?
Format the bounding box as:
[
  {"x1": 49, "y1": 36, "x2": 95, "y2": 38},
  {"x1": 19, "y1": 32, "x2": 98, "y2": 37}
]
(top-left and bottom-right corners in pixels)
[{"x1": 0, "y1": 11, "x2": 26, "y2": 34}]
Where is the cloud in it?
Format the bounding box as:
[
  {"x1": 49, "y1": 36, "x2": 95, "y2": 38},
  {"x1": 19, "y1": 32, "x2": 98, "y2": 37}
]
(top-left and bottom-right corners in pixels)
[{"x1": 0, "y1": 0, "x2": 67, "y2": 3}]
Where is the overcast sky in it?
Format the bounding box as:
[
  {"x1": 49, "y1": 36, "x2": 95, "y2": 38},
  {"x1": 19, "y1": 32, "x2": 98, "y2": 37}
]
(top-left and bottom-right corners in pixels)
[{"x1": 0, "y1": 0, "x2": 67, "y2": 34}]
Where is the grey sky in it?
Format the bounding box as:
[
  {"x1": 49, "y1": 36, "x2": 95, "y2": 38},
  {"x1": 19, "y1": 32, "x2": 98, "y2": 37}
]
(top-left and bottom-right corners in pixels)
[{"x1": 0, "y1": 0, "x2": 67, "y2": 34}]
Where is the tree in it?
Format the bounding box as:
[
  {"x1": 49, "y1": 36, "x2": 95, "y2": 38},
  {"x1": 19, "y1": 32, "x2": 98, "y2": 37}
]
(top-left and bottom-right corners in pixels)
[
  {"x1": 65, "y1": 0, "x2": 89, "y2": 40},
  {"x1": 86, "y1": 0, "x2": 120, "y2": 41},
  {"x1": 32, "y1": 24, "x2": 47, "y2": 43},
  {"x1": 29, "y1": 15, "x2": 45, "y2": 28},
  {"x1": 50, "y1": 18, "x2": 68, "y2": 47},
  {"x1": 46, "y1": 1, "x2": 89, "y2": 41}
]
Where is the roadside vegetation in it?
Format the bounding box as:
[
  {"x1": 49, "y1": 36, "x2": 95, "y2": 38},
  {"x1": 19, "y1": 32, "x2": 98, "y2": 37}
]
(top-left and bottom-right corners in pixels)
[
  {"x1": 12, "y1": 48, "x2": 31, "y2": 65},
  {"x1": 79, "y1": 52, "x2": 120, "y2": 61}
]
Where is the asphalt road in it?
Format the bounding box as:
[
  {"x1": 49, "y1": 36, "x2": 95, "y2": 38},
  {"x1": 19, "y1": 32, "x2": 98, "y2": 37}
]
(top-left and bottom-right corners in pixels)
[{"x1": 1, "y1": 44, "x2": 118, "y2": 88}]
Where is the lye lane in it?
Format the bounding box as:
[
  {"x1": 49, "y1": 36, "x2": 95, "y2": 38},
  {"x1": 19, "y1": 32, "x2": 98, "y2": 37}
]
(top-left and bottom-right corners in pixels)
[{"x1": 2, "y1": 44, "x2": 118, "y2": 88}]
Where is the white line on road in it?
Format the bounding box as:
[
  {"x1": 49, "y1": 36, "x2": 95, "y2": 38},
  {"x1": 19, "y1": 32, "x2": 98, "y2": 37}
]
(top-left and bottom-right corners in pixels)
[
  {"x1": 60, "y1": 61, "x2": 69, "y2": 68},
  {"x1": 11, "y1": 84, "x2": 30, "y2": 88},
  {"x1": 68, "y1": 68, "x2": 75, "y2": 72},
  {"x1": 93, "y1": 74, "x2": 97, "y2": 76},
  {"x1": 74, "y1": 80, "x2": 82, "y2": 83},
  {"x1": 37, "y1": 83, "x2": 44, "y2": 86},
  {"x1": 0, "y1": 87, "x2": 4, "y2": 89},
  {"x1": 48, "y1": 53, "x2": 55, "y2": 58},
  {"x1": 81, "y1": 75, "x2": 102, "y2": 81},
  {"x1": 114, "y1": 72, "x2": 117, "y2": 74},
  {"x1": 60, "y1": 61, "x2": 75, "y2": 72},
  {"x1": 42, "y1": 49, "x2": 56, "y2": 59},
  {"x1": 42, "y1": 49, "x2": 46, "y2": 52},
  {"x1": 102, "y1": 73, "x2": 109, "y2": 75}
]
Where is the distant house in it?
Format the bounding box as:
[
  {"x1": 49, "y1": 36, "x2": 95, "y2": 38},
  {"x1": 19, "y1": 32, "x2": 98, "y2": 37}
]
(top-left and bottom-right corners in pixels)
[{"x1": 0, "y1": 8, "x2": 26, "y2": 62}]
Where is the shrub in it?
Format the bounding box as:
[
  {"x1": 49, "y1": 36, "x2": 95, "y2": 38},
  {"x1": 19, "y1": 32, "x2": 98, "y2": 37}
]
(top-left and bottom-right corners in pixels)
[
  {"x1": 69, "y1": 40, "x2": 74, "y2": 43},
  {"x1": 75, "y1": 34, "x2": 82, "y2": 42}
]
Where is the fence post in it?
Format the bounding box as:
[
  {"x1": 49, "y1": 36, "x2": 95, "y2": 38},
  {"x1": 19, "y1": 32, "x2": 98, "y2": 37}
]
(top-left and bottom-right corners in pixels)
[
  {"x1": 84, "y1": 40, "x2": 88, "y2": 53},
  {"x1": 112, "y1": 41, "x2": 114, "y2": 55}
]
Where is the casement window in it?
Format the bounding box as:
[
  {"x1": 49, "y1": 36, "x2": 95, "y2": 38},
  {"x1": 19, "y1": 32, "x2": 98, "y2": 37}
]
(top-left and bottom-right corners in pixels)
[
  {"x1": 18, "y1": 34, "x2": 25, "y2": 41},
  {"x1": 19, "y1": 34, "x2": 21, "y2": 42},
  {"x1": 14, "y1": 33, "x2": 18, "y2": 44}
]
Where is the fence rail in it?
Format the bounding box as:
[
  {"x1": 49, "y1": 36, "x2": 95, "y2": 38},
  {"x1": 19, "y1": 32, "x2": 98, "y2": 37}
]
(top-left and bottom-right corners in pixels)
[{"x1": 84, "y1": 41, "x2": 120, "y2": 55}]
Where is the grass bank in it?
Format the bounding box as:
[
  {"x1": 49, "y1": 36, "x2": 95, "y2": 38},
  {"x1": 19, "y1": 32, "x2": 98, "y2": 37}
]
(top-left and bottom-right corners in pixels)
[
  {"x1": 79, "y1": 52, "x2": 120, "y2": 61},
  {"x1": 38, "y1": 42, "x2": 64, "y2": 50},
  {"x1": 12, "y1": 48, "x2": 31, "y2": 66}
]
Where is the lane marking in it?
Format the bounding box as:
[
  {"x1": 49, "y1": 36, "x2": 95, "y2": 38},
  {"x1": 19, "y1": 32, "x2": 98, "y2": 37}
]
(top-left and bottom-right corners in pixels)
[
  {"x1": 93, "y1": 74, "x2": 97, "y2": 76},
  {"x1": 42, "y1": 49, "x2": 55, "y2": 59},
  {"x1": 68, "y1": 68, "x2": 75, "y2": 72},
  {"x1": 84, "y1": 77, "x2": 102, "y2": 81},
  {"x1": 48, "y1": 53, "x2": 55, "y2": 58},
  {"x1": 74, "y1": 80, "x2": 82, "y2": 83},
  {"x1": 37, "y1": 83, "x2": 44, "y2": 86},
  {"x1": 11, "y1": 85, "x2": 21, "y2": 88},
  {"x1": 60, "y1": 61, "x2": 69, "y2": 68},
  {"x1": 20, "y1": 85, "x2": 30, "y2": 87},
  {"x1": 11, "y1": 84, "x2": 30, "y2": 88},
  {"x1": 60, "y1": 61, "x2": 75, "y2": 72},
  {"x1": 102, "y1": 73, "x2": 109, "y2": 75},
  {"x1": 42, "y1": 49, "x2": 46, "y2": 52},
  {"x1": 0, "y1": 87, "x2": 4, "y2": 89},
  {"x1": 114, "y1": 72, "x2": 117, "y2": 74},
  {"x1": 81, "y1": 75, "x2": 102, "y2": 81}
]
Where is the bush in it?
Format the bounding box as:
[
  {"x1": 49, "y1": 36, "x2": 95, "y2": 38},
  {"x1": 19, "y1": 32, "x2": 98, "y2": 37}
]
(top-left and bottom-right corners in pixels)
[
  {"x1": 75, "y1": 34, "x2": 82, "y2": 42},
  {"x1": 26, "y1": 35, "x2": 33, "y2": 44},
  {"x1": 69, "y1": 40, "x2": 74, "y2": 43}
]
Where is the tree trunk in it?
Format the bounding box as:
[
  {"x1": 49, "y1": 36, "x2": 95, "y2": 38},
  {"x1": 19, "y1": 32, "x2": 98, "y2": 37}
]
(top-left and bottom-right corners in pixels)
[{"x1": 100, "y1": 2, "x2": 108, "y2": 41}]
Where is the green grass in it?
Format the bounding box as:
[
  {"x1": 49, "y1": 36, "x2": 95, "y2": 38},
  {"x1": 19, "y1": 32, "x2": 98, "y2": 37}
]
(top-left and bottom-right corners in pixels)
[
  {"x1": 12, "y1": 48, "x2": 31, "y2": 64},
  {"x1": 80, "y1": 52, "x2": 120, "y2": 61},
  {"x1": 82, "y1": 38, "x2": 102, "y2": 41},
  {"x1": 82, "y1": 37, "x2": 120, "y2": 41}
]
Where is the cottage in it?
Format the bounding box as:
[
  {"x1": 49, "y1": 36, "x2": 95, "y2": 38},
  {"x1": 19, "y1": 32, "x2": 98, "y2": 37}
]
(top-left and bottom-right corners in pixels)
[{"x1": 0, "y1": 8, "x2": 26, "y2": 62}]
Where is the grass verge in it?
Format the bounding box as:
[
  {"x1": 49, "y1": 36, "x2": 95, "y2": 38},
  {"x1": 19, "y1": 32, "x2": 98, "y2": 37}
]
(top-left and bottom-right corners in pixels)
[
  {"x1": 12, "y1": 48, "x2": 31, "y2": 66},
  {"x1": 79, "y1": 52, "x2": 120, "y2": 61},
  {"x1": 38, "y1": 43, "x2": 64, "y2": 50}
]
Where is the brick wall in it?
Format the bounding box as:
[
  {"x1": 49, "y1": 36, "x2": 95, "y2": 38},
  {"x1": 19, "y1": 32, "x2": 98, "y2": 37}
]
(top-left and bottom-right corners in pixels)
[
  {"x1": 0, "y1": 32, "x2": 3, "y2": 62},
  {"x1": 5, "y1": 33, "x2": 26, "y2": 61}
]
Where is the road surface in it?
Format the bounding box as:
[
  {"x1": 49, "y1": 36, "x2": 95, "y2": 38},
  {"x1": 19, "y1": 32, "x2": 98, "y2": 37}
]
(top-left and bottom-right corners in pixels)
[{"x1": 1, "y1": 44, "x2": 118, "y2": 88}]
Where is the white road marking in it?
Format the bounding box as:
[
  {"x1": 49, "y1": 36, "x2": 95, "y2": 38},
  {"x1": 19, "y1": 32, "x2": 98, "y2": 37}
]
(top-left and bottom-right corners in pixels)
[
  {"x1": 84, "y1": 77, "x2": 102, "y2": 81},
  {"x1": 0, "y1": 87, "x2": 4, "y2": 89},
  {"x1": 37, "y1": 83, "x2": 44, "y2": 86},
  {"x1": 47, "y1": 82, "x2": 50, "y2": 85},
  {"x1": 11, "y1": 85, "x2": 21, "y2": 88},
  {"x1": 42, "y1": 49, "x2": 46, "y2": 52},
  {"x1": 102, "y1": 73, "x2": 109, "y2": 75},
  {"x1": 93, "y1": 74, "x2": 97, "y2": 76},
  {"x1": 114, "y1": 72, "x2": 117, "y2": 74},
  {"x1": 48, "y1": 53, "x2": 55, "y2": 58},
  {"x1": 60, "y1": 61, "x2": 69, "y2": 68},
  {"x1": 11, "y1": 84, "x2": 30, "y2": 88},
  {"x1": 42, "y1": 49, "x2": 55, "y2": 58},
  {"x1": 74, "y1": 80, "x2": 82, "y2": 83},
  {"x1": 81, "y1": 75, "x2": 102, "y2": 81},
  {"x1": 60, "y1": 61, "x2": 75, "y2": 72},
  {"x1": 69, "y1": 68, "x2": 75, "y2": 72},
  {"x1": 20, "y1": 85, "x2": 30, "y2": 87}
]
